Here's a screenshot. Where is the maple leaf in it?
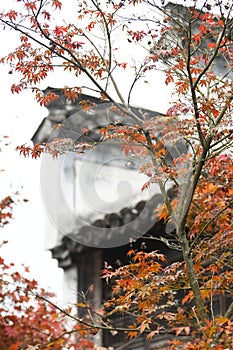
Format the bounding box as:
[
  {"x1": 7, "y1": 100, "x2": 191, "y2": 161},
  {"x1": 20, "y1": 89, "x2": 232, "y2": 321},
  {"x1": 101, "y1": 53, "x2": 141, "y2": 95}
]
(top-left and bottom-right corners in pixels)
[
  {"x1": 6, "y1": 10, "x2": 18, "y2": 21},
  {"x1": 54, "y1": 26, "x2": 67, "y2": 36},
  {"x1": 208, "y1": 42, "x2": 217, "y2": 49},
  {"x1": 52, "y1": 0, "x2": 62, "y2": 10}
]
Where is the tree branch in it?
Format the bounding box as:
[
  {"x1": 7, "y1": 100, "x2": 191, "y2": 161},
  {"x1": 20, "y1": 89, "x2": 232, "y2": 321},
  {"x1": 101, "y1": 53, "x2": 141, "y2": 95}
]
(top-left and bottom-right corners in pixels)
[{"x1": 224, "y1": 301, "x2": 233, "y2": 319}]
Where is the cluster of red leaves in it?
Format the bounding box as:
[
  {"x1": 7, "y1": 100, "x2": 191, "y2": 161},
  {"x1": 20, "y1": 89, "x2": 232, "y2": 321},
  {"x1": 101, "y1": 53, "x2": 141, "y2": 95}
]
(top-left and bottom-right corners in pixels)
[
  {"x1": 16, "y1": 144, "x2": 45, "y2": 159},
  {"x1": 0, "y1": 0, "x2": 117, "y2": 103},
  {"x1": 35, "y1": 90, "x2": 59, "y2": 107},
  {"x1": 16, "y1": 139, "x2": 94, "y2": 159},
  {"x1": 99, "y1": 124, "x2": 149, "y2": 157},
  {"x1": 103, "y1": 251, "x2": 188, "y2": 339},
  {"x1": 128, "y1": 30, "x2": 147, "y2": 42},
  {"x1": 189, "y1": 154, "x2": 233, "y2": 240},
  {"x1": 186, "y1": 155, "x2": 233, "y2": 306},
  {"x1": 103, "y1": 243, "x2": 233, "y2": 348},
  {"x1": 170, "y1": 317, "x2": 233, "y2": 350},
  {"x1": 0, "y1": 248, "x2": 95, "y2": 350}
]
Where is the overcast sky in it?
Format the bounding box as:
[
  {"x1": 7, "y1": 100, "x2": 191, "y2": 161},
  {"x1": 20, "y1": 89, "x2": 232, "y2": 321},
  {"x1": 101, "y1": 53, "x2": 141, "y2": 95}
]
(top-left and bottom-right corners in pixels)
[{"x1": 0, "y1": 2, "x2": 63, "y2": 297}]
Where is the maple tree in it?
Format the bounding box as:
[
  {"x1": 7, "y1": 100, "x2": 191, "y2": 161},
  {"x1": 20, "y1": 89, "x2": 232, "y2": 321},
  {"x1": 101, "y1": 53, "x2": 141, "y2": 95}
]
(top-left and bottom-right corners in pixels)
[{"x1": 0, "y1": 0, "x2": 233, "y2": 349}]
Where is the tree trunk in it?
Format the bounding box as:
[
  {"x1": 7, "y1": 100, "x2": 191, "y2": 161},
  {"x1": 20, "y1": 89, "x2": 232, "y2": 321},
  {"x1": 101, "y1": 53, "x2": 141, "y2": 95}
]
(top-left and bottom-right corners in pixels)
[{"x1": 179, "y1": 231, "x2": 208, "y2": 324}]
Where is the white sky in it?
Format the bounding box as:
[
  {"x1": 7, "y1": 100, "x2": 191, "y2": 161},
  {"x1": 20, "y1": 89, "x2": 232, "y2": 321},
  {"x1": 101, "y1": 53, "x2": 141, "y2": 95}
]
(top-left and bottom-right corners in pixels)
[
  {"x1": 0, "y1": 75, "x2": 64, "y2": 298},
  {"x1": 0, "y1": 2, "x2": 63, "y2": 297}
]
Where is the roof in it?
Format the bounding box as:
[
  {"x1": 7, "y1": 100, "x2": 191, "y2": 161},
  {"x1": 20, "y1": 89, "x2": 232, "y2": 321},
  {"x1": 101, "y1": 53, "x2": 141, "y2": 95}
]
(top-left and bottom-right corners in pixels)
[
  {"x1": 31, "y1": 87, "x2": 162, "y2": 145},
  {"x1": 50, "y1": 187, "x2": 178, "y2": 269},
  {"x1": 31, "y1": 88, "x2": 105, "y2": 144}
]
